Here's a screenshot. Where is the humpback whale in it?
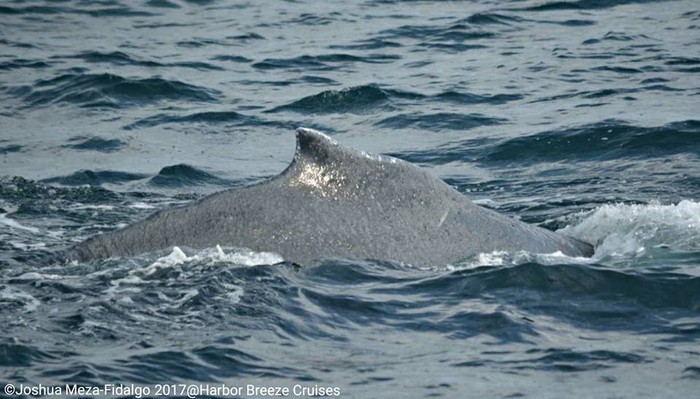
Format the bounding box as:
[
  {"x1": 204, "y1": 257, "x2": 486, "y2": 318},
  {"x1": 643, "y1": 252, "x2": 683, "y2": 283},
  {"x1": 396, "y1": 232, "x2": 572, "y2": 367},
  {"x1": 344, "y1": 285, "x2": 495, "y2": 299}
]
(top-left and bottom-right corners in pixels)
[{"x1": 68, "y1": 128, "x2": 593, "y2": 266}]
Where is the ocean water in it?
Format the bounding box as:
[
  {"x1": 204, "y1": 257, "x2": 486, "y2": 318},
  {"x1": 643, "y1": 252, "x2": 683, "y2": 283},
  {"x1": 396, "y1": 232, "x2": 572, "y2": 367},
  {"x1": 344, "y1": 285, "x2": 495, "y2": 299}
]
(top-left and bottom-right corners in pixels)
[{"x1": 1, "y1": 0, "x2": 699, "y2": 397}]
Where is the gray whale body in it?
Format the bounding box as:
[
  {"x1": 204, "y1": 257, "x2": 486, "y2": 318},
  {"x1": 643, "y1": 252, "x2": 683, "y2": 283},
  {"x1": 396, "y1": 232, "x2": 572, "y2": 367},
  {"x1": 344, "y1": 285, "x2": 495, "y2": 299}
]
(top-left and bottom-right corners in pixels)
[{"x1": 69, "y1": 128, "x2": 593, "y2": 266}]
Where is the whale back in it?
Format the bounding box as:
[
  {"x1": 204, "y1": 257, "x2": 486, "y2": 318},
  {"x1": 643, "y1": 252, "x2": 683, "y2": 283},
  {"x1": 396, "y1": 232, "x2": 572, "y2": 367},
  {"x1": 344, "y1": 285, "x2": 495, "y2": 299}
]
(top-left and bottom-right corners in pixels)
[{"x1": 69, "y1": 128, "x2": 593, "y2": 266}]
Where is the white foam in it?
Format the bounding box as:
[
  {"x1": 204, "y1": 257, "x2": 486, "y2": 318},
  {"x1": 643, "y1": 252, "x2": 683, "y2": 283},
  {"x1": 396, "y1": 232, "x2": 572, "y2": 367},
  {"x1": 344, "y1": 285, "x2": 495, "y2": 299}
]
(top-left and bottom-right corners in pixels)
[
  {"x1": 128, "y1": 202, "x2": 156, "y2": 209},
  {"x1": 444, "y1": 249, "x2": 592, "y2": 271},
  {"x1": 12, "y1": 272, "x2": 62, "y2": 281},
  {"x1": 213, "y1": 244, "x2": 285, "y2": 266},
  {"x1": 559, "y1": 199, "x2": 700, "y2": 260},
  {"x1": 103, "y1": 246, "x2": 274, "y2": 302},
  {"x1": 442, "y1": 200, "x2": 699, "y2": 270},
  {"x1": 513, "y1": 250, "x2": 597, "y2": 266},
  {"x1": 10, "y1": 241, "x2": 47, "y2": 250},
  {"x1": 138, "y1": 245, "x2": 284, "y2": 273},
  {"x1": 169, "y1": 289, "x2": 199, "y2": 308},
  {"x1": 0, "y1": 213, "x2": 40, "y2": 233},
  {"x1": 0, "y1": 287, "x2": 41, "y2": 312},
  {"x1": 141, "y1": 246, "x2": 189, "y2": 276},
  {"x1": 472, "y1": 198, "x2": 499, "y2": 207},
  {"x1": 474, "y1": 250, "x2": 509, "y2": 266},
  {"x1": 70, "y1": 204, "x2": 115, "y2": 211},
  {"x1": 222, "y1": 282, "x2": 244, "y2": 303}
]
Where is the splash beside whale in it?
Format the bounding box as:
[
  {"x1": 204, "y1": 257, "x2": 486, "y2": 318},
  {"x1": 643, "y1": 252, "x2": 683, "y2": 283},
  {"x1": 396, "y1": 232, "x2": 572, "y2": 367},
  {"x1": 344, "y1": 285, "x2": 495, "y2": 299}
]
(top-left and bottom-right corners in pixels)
[{"x1": 67, "y1": 128, "x2": 593, "y2": 266}]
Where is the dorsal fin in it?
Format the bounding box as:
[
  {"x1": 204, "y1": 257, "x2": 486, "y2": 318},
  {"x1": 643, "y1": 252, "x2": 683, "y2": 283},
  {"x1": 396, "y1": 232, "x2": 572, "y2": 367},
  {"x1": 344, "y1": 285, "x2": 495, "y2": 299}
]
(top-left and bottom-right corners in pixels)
[
  {"x1": 284, "y1": 127, "x2": 385, "y2": 196},
  {"x1": 294, "y1": 127, "x2": 343, "y2": 165},
  {"x1": 285, "y1": 127, "x2": 429, "y2": 199}
]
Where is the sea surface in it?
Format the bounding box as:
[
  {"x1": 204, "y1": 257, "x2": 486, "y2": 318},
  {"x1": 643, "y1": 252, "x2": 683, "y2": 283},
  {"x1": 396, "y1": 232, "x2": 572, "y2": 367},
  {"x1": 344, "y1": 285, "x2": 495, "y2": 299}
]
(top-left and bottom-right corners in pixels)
[{"x1": 1, "y1": 0, "x2": 699, "y2": 398}]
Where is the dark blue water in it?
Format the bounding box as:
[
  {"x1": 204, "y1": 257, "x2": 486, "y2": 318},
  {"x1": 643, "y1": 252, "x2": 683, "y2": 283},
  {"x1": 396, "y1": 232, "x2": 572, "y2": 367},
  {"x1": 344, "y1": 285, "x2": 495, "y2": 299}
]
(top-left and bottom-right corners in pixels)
[{"x1": 1, "y1": 0, "x2": 699, "y2": 397}]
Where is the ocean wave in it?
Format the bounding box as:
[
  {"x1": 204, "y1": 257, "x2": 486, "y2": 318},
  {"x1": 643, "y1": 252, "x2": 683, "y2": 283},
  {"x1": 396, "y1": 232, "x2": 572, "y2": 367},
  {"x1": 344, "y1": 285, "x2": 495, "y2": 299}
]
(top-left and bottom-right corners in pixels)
[
  {"x1": 560, "y1": 200, "x2": 700, "y2": 256},
  {"x1": 270, "y1": 85, "x2": 413, "y2": 114},
  {"x1": 520, "y1": 0, "x2": 659, "y2": 12},
  {"x1": 252, "y1": 54, "x2": 401, "y2": 71},
  {"x1": 177, "y1": 38, "x2": 228, "y2": 48},
  {"x1": 16, "y1": 73, "x2": 219, "y2": 109},
  {"x1": 62, "y1": 136, "x2": 126, "y2": 153},
  {"x1": 0, "y1": 144, "x2": 24, "y2": 154},
  {"x1": 273, "y1": 86, "x2": 522, "y2": 115},
  {"x1": 484, "y1": 120, "x2": 700, "y2": 163},
  {"x1": 286, "y1": 13, "x2": 336, "y2": 26},
  {"x1": 237, "y1": 76, "x2": 340, "y2": 87},
  {"x1": 145, "y1": 0, "x2": 180, "y2": 9},
  {"x1": 375, "y1": 112, "x2": 505, "y2": 130},
  {"x1": 663, "y1": 57, "x2": 700, "y2": 73},
  {"x1": 0, "y1": 342, "x2": 59, "y2": 367},
  {"x1": 417, "y1": 42, "x2": 488, "y2": 52},
  {"x1": 454, "y1": 348, "x2": 647, "y2": 372},
  {"x1": 541, "y1": 19, "x2": 597, "y2": 26},
  {"x1": 0, "y1": 4, "x2": 155, "y2": 17},
  {"x1": 532, "y1": 83, "x2": 685, "y2": 103},
  {"x1": 407, "y1": 262, "x2": 700, "y2": 310},
  {"x1": 148, "y1": 164, "x2": 232, "y2": 187},
  {"x1": 0, "y1": 38, "x2": 35, "y2": 49},
  {"x1": 460, "y1": 12, "x2": 522, "y2": 25},
  {"x1": 329, "y1": 38, "x2": 403, "y2": 50},
  {"x1": 123, "y1": 110, "x2": 277, "y2": 129},
  {"x1": 435, "y1": 91, "x2": 523, "y2": 105},
  {"x1": 63, "y1": 51, "x2": 224, "y2": 71},
  {"x1": 0, "y1": 59, "x2": 50, "y2": 71},
  {"x1": 379, "y1": 23, "x2": 498, "y2": 41},
  {"x1": 42, "y1": 170, "x2": 149, "y2": 187},
  {"x1": 226, "y1": 32, "x2": 265, "y2": 41},
  {"x1": 0, "y1": 176, "x2": 118, "y2": 201},
  {"x1": 210, "y1": 55, "x2": 253, "y2": 63},
  {"x1": 590, "y1": 65, "x2": 644, "y2": 74}
]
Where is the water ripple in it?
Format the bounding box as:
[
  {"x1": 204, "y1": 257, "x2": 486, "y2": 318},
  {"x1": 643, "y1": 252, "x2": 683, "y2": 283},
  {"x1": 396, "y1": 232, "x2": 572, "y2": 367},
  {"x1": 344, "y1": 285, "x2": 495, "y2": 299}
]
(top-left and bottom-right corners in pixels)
[
  {"x1": 484, "y1": 120, "x2": 700, "y2": 163},
  {"x1": 375, "y1": 112, "x2": 505, "y2": 130},
  {"x1": 148, "y1": 164, "x2": 233, "y2": 187},
  {"x1": 123, "y1": 111, "x2": 280, "y2": 130},
  {"x1": 63, "y1": 51, "x2": 224, "y2": 71},
  {"x1": 271, "y1": 85, "x2": 420, "y2": 114},
  {"x1": 15, "y1": 73, "x2": 219, "y2": 109},
  {"x1": 252, "y1": 54, "x2": 401, "y2": 71}
]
